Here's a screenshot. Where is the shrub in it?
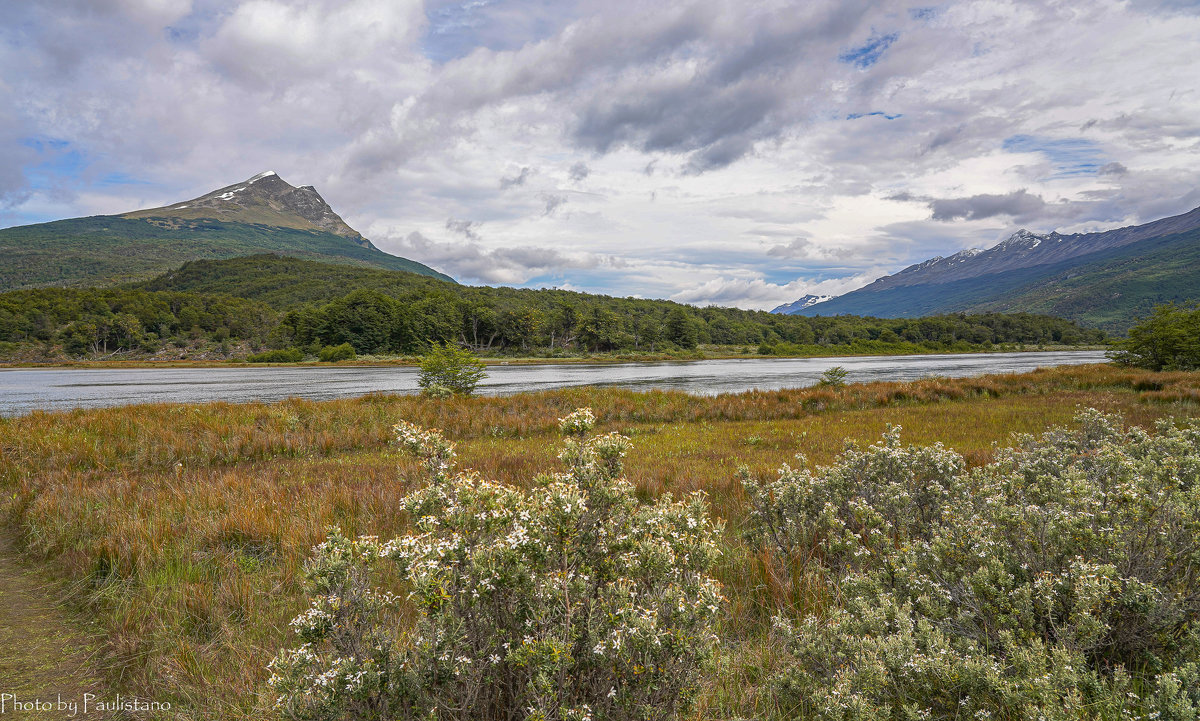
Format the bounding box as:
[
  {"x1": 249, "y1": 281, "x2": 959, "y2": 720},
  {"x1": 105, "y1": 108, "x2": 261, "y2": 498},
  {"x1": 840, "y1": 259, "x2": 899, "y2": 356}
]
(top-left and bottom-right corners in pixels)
[
  {"x1": 743, "y1": 410, "x2": 1200, "y2": 719},
  {"x1": 815, "y1": 366, "x2": 849, "y2": 387},
  {"x1": 418, "y1": 342, "x2": 486, "y2": 397},
  {"x1": 317, "y1": 343, "x2": 356, "y2": 362},
  {"x1": 268, "y1": 409, "x2": 725, "y2": 721},
  {"x1": 1109, "y1": 302, "x2": 1200, "y2": 371},
  {"x1": 247, "y1": 348, "x2": 304, "y2": 363}
]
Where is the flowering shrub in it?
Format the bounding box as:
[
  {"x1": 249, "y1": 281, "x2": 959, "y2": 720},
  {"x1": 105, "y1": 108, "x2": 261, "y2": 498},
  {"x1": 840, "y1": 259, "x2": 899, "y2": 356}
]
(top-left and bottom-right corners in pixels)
[
  {"x1": 744, "y1": 410, "x2": 1200, "y2": 719},
  {"x1": 269, "y1": 408, "x2": 724, "y2": 721}
]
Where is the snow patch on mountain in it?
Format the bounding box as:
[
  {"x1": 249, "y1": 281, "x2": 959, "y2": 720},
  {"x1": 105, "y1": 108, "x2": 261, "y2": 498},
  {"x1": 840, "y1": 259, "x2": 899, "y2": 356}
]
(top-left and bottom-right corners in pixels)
[{"x1": 771, "y1": 294, "x2": 834, "y2": 314}]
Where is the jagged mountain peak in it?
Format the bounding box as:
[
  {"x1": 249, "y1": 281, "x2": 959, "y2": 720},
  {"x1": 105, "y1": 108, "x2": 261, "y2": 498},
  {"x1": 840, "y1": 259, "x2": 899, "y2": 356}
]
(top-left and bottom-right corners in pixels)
[
  {"x1": 125, "y1": 171, "x2": 375, "y2": 250},
  {"x1": 995, "y1": 228, "x2": 1065, "y2": 251},
  {"x1": 771, "y1": 294, "x2": 832, "y2": 314}
]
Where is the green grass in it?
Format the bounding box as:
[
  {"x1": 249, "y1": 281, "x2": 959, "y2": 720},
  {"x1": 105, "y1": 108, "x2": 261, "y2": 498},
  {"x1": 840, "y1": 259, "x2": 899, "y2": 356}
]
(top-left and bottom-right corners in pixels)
[{"x1": 2, "y1": 364, "x2": 1199, "y2": 719}]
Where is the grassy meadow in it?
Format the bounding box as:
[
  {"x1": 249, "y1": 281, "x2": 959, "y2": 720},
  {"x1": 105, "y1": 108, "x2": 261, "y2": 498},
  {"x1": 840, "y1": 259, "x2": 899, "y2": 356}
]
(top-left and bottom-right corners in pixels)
[{"x1": 2, "y1": 363, "x2": 1200, "y2": 719}]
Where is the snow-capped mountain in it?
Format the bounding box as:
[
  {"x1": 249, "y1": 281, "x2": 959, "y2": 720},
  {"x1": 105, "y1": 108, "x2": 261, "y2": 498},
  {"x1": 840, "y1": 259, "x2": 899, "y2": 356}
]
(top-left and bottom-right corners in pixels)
[
  {"x1": 864, "y1": 207, "x2": 1200, "y2": 292},
  {"x1": 769, "y1": 202, "x2": 1200, "y2": 331},
  {"x1": 771, "y1": 294, "x2": 832, "y2": 314}
]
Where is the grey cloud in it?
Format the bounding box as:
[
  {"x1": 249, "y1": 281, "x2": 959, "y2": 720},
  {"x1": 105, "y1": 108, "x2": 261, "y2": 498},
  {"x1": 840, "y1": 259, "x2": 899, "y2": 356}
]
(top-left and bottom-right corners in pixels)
[
  {"x1": 541, "y1": 193, "x2": 568, "y2": 216},
  {"x1": 349, "y1": 0, "x2": 892, "y2": 176},
  {"x1": 1074, "y1": 167, "x2": 1200, "y2": 225},
  {"x1": 896, "y1": 167, "x2": 1200, "y2": 240},
  {"x1": 500, "y1": 166, "x2": 532, "y2": 189},
  {"x1": 1099, "y1": 162, "x2": 1128, "y2": 176},
  {"x1": 766, "y1": 237, "x2": 814, "y2": 259},
  {"x1": 446, "y1": 217, "x2": 481, "y2": 240},
  {"x1": 929, "y1": 190, "x2": 1047, "y2": 222},
  {"x1": 567, "y1": 2, "x2": 874, "y2": 171},
  {"x1": 568, "y1": 161, "x2": 590, "y2": 181}
]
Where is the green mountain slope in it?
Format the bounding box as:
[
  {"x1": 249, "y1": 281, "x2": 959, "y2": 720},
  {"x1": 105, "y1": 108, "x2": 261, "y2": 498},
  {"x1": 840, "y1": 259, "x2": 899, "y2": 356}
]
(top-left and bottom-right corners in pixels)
[
  {"x1": 135, "y1": 254, "x2": 453, "y2": 307},
  {"x1": 789, "y1": 226, "x2": 1200, "y2": 333},
  {"x1": 968, "y1": 227, "x2": 1200, "y2": 330},
  {"x1": 0, "y1": 215, "x2": 452, "y2": 291}
]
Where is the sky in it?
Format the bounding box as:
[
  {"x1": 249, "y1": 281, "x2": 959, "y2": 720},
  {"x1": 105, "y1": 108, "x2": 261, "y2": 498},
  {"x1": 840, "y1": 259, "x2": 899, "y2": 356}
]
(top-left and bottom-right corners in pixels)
[{"x1": 2, "y1": 0, "x2": 1199, "y2": 309}]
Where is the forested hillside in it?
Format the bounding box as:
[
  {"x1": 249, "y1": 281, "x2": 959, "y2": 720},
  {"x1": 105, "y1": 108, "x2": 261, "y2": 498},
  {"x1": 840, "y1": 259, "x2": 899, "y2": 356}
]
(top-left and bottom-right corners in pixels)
[{"x1": 0, "y1": 255, "x2": 1106, "y2": 360}]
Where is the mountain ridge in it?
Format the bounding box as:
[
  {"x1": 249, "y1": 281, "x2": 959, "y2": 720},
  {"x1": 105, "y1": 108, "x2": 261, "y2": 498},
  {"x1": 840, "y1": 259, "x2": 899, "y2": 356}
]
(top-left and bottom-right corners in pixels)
[
  {"x1": 774, "y1": 203, "x2": 1200, "y2": 332},
  {"x1": 861, "y1": 204, "x2": 1200, "y2": 292},
  {"x1": 0, "y1": 172, "x2": 451, "y2": 291}
]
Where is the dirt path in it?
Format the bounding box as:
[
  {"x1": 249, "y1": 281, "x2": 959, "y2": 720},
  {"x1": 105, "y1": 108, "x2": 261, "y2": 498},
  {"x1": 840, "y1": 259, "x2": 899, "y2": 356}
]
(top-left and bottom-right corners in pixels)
[{"x1": 0, "y1": 535, "x2": 111, "y2": 720}]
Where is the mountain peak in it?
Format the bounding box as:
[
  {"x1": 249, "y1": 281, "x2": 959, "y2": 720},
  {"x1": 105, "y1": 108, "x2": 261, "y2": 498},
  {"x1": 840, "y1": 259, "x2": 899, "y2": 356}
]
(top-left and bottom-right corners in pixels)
[
  {"x1": 771, "y1": 294, "x2": 832, "y2": 314},
  {"x1": 125, "y1": 172, "x2": 375, "y2": 250}
]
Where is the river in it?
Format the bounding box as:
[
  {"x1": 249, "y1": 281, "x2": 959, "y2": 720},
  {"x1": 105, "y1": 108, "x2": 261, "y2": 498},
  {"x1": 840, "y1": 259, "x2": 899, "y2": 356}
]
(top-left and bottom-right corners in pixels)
[{"x1": 0, "y1": 350, "x2": 1108, "y2": 417}]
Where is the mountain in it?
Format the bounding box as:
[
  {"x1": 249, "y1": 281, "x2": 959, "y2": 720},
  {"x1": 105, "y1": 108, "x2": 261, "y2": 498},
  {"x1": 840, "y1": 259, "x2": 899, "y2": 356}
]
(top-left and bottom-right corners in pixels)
[
  {"x1": 0, "y1": 172, "x2": 451, "y2": 291},
  {"x1": 771, "y1": 294, "x2": 831, "y2": 314},
  {"x1": 124, "y1": 171, "x2": 375, "y2": 248},
  {"x1": 774, "y1": 204, "x2": 1200, "y2": 333}
]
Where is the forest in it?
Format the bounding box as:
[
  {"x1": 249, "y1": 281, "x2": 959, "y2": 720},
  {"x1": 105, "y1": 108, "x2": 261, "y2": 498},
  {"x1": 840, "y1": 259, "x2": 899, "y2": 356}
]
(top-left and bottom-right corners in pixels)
[{"x1": 0, "y1": 255, "x2": 1107, "y2": 359}]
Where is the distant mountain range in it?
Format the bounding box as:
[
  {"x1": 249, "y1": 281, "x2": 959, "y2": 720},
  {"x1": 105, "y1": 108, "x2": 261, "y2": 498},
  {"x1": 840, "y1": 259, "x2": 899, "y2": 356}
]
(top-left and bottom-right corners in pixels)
[
  {"x1": 0, "y1": 172, "x2": 450, "y2": 291},
  {"x1": 773, "y1": 204, "x2": 1200, "y2": 332}
]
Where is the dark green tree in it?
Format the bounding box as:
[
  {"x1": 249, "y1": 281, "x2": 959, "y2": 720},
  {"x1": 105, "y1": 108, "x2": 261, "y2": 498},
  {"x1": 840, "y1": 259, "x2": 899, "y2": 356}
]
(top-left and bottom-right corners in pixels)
[
  {"x1": 665, "y1": 307, "x2": 699, "y2": 349},
  {"x1": 1110, "y1": 303, "x2": 1200, "y2": 370}
]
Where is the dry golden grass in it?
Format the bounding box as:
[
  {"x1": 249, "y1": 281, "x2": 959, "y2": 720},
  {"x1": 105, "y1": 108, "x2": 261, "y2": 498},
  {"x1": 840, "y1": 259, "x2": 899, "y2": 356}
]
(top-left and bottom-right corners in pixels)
[{"x1": 1, "y1": 363, "x2": 1199, "y2": 719}]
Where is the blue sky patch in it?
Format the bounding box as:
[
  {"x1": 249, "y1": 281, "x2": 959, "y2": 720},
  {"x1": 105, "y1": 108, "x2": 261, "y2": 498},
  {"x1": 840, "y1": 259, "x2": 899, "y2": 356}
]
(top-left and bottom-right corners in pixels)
[
  {"x1": 1002, "y1": 134, "x2": 1108, "y2": 177},
  {"x1": 847, "y1": 111, "x2": 903, "y2": 120},
  {"x1": 421, "y1": 0, "x2": 574, "y2": 63},
  {"x1": 839, "y1": 32, "x2": 898, "y2": 69},
  {"x1": 99, "y1": 172, "x2": 151, "y2": 186},
  {"x1": 20, "y1": 136, "x2": 85, "y2": 190}
]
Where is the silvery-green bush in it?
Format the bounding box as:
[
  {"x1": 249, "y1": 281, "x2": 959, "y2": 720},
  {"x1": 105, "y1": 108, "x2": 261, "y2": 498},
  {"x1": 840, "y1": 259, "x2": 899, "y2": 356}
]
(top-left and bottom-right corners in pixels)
[
  {"x1": 269, "y1": 409, "x2": 724, "y2": 721},
  {"x1": 744, "y1": 410, "x2": 1200, "y2": 720}
]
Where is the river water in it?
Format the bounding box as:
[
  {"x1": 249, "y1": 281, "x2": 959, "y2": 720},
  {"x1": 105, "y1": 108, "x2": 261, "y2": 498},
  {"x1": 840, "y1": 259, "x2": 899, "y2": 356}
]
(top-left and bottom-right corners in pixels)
[{"x1": 0, "y1": 350, "x2": 1108, "y2": 417}]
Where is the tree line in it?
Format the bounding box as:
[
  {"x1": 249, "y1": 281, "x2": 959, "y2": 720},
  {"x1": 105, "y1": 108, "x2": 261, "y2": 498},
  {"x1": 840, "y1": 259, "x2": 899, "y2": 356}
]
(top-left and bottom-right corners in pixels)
[{"x1": 0, "y1": 255, "x2": 1108, "y2": 358}]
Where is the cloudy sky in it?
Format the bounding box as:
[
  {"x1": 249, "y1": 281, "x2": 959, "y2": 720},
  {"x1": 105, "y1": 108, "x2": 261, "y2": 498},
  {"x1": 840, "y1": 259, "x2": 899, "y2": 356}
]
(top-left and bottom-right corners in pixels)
[{"x1": 2, "y1": 0, "x2": 1199, "y2": 309}]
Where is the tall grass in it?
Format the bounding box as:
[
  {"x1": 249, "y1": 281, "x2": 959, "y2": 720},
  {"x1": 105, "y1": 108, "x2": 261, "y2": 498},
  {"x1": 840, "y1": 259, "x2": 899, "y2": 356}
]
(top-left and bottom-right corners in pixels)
[{"x1": 0, "y1": 363, "x2": 1197, "y2": 719}]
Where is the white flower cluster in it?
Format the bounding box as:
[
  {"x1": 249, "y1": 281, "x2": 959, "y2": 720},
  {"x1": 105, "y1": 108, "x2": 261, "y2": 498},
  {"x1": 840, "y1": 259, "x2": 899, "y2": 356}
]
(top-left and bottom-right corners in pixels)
[
  {"x1": 269, "y1": 409, "x2": 725, "y2": 721},
  {"x1": 558, "y1": 407, "x2": 596, "y2": 436},
  {"x1": 393, "y1": 420, "x2": 456, "y2": 478}
]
